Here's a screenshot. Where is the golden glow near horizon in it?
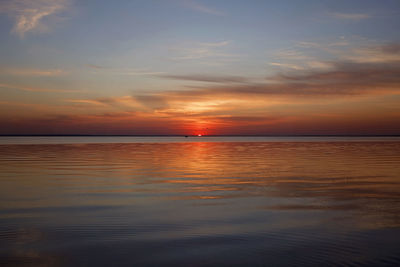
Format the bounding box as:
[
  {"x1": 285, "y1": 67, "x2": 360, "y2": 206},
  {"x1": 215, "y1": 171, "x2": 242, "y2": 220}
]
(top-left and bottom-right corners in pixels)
[{"x1": 0, "y1": 1, "x2": 399, "y2": 135}]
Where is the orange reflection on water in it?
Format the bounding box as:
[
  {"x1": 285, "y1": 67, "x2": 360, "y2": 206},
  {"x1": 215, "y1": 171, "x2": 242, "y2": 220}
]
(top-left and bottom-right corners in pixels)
[{"x1": 0, "y1": 140, "x2": 399, "y2": 228}]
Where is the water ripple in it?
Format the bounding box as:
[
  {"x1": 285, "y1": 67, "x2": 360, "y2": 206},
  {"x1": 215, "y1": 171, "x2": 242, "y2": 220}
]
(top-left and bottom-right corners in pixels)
[{"x1": 0, "y1": 138, "x2": 399, "y2": 266}]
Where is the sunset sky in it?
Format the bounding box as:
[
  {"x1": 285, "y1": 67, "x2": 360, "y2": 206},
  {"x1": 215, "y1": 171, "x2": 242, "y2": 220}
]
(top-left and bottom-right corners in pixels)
[{"x1": 0, "y1": 0, "x2": 399, "y2": 135}]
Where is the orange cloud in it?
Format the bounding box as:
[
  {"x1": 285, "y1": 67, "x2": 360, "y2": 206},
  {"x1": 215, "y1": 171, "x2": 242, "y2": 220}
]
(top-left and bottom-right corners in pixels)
[{"x1": 1, "y1": 43, "x2": 400, "y2": 135}]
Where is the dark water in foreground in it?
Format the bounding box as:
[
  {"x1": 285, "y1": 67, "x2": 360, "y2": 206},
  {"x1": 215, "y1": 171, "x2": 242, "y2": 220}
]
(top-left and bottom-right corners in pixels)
[{"x1": 0, "y1": 137, "x2": 400, "y2": 266}]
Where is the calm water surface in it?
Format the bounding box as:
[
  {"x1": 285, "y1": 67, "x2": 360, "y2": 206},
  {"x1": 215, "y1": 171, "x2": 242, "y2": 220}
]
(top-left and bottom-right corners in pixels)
[{"x1": 0, "y1": 137, "x2": 400, "y2": 266}]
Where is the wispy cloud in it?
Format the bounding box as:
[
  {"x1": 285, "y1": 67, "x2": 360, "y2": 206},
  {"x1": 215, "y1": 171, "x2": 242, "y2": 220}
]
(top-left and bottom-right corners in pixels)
[
  {"x1": 344, "y1": 43, "x2": 400, "y2": 63},
  {"x1": 296, "y1": 39, "x2": 349, "y2": 48},
  {"x1": 194, "y1": 61, "x2": 400, "y2": 98},
  {"x1": 0, "y1": 83, "x2": 78, "y2": 93},
  {"x1": 0, "y1": 0, "x2": 71, "y2": 37},
  {"x1": 1, "y1": 67, "x2": 66, "y2": 76},
  {"x1": 66, "y1": 96, "x2": 140, "y2": 108},
  {"x1": 67, "y1": 95, "x2": 169, "y2": 112},
  {"x1": 331, "y1": 12, "x2": 371, "y2": 21},
  {"x1": 157, "y1": 74, "x2": 248, "y2": 83},
  {"x1": 170, "y1": 40, "x2": 237, "y2": 61},
  {"x1": 65, "y1": 99, "x2": 109, "y2": 106},
  {"x1": 199, "y1": 41, "x2": 230, "y2": 47},
  {"x1": 269, "y1": 62, "x2": 304, "y2": 70},
  {"x1": 272, "y1": 37, "x2": 400, "y2": 71},
  {"x1": 113, "y1": 69, "x2": 165, "y2": 76},
  {"x1": 86, "y1": 65, "x2": 164, "y2": 76},
  {"x1": 182, "y1": 0, "x2": 224, "y2": 16},
  {"x1": 275, "y1": 49, "x2": 312, "y2": 61}
]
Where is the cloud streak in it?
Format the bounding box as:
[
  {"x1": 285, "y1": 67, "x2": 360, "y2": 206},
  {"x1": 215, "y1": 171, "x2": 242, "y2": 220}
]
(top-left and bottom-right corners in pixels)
[
  {"x1": 177, "y1": 60, "x2": 400, "y2": 98},
  {"x1": 1, "y1": 67, "x2": 66, "y2": 76},
  {"x1": 345, "y1": 43, "x2": 400, "y2": 63},
  {"x1": 0, "y1": 83, "x2": 78, "y2": 93},
  {"x1": 157, "y1": 74, "x2": 248, "y2": 83},
  {"x1": 0, "y1": 0, "x2": 70, "y2": 37},
  {"x1": 182, "y1": 0, "x2": 224, "y2": 16},
  {"x1": 169, "y1": 40, "x2": 237, "y2": 62},
  {"x1": 86, "y1": 65, "x2": 165, "y2": 76},
  {"x1": 66, "y1": 96, "x2": 139, "y2": 108}
]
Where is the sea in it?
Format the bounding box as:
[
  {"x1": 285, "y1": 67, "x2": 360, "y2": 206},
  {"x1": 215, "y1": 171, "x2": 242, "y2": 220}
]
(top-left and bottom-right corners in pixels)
[{"x1": 0, "y1": 136, "x2": 399, "y2": 266}]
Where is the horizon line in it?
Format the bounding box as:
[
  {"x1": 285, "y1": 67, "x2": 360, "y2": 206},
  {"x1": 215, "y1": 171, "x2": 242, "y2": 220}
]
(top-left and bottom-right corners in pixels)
[{"x1": 1, "y1": 134, "x2": 400, "y2": 137}]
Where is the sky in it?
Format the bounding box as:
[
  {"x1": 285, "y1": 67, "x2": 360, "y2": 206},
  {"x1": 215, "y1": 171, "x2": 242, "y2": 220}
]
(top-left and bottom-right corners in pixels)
[{"x1": 0, "y1": 0, "x2": 399, "y2": 135}]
